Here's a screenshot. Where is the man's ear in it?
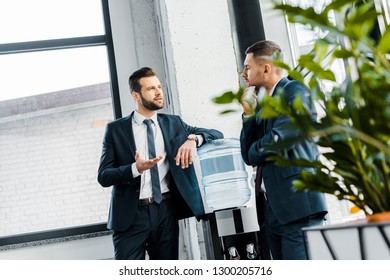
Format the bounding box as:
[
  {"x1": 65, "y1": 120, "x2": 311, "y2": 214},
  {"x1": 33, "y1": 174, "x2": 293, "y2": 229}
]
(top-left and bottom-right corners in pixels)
[
  {"x1": 131, "y1": 91, "x2": 139, "y2": 101},
  {"x1": 264, "y1": 63, "x2": 271, "y2": 73}
]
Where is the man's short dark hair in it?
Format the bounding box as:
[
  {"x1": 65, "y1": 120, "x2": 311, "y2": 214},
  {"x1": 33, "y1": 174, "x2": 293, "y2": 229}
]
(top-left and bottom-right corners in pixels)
[
  {"x1": 245, "y1": 40, "x2": 282, "y2": 59},
  {"x1": 128, "y1": 67, "x2": 157, "y2": 93}
]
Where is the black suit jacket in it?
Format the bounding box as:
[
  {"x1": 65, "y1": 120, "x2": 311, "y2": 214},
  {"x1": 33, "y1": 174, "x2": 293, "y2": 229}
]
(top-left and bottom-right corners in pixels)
[
  {"x1": 240, "y1": 77, "x2": 328, "y2": 224},
  {"x1": 98, "y1": 112, "x2": 223, "y2": 231}
]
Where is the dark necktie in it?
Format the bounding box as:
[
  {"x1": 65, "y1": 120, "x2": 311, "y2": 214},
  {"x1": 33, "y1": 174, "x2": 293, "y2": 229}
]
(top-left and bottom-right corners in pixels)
[
  {"x1": 143, "y1": 119, "x2": 162, "y2": 204},
  {"x1": 255, "y1": 165, "x2": 263, "y2": 197},
  {"x1": 255, "y1": 164, "x2": 265, "y2": 227}
]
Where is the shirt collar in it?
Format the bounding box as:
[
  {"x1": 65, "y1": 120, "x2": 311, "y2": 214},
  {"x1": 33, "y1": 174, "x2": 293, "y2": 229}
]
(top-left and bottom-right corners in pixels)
[
  {"x1": 133, "y1": 110, "x2": 158, "y2": 125},
  {"x1": 269, "y1": 77, "x2": 284, "y2": 97}
]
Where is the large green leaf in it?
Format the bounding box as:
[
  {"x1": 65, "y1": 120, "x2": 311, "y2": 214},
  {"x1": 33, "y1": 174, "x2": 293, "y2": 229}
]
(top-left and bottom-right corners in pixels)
[
  {"x1": 333, "y1": 48, "x2": 354, "y2": 59},
  {"x1": 212, "y1": 91, "x2": 235, "y2": 104},
  {"x1": 378, "y1": 29, "x2": 390, "y2": 53}
]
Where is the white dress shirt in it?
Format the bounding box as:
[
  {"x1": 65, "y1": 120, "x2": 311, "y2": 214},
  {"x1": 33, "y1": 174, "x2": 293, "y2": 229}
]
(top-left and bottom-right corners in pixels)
[{"x1": 131, "y1": 111, "x2": 170, "y2": 199}]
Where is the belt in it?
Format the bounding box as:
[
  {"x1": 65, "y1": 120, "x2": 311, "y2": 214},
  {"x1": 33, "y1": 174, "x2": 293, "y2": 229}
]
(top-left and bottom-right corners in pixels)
[{"x1": 138, "y1": 192, "x2": 172, "y2": 206}]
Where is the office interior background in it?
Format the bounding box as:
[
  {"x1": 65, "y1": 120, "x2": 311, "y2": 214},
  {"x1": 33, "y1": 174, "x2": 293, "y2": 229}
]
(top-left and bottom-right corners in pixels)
[{"x1": 1, "y1": 0, "x2": 388, "y2": 259}]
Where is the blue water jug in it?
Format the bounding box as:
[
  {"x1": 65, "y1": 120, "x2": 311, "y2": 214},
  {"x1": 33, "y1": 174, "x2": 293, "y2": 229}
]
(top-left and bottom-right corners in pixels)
[{"x1": 197, "y1": 138, "x2": 251, "y2": 210}]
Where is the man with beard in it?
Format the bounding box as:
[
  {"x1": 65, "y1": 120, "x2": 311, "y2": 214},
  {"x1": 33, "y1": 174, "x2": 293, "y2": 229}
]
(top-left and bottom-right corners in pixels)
[
  {"x1": 98, "y1": 67, "x2": 223, "y2": 259},
  {"x1": 239, "y1": 41, "x2": 327, "y2": 259}
]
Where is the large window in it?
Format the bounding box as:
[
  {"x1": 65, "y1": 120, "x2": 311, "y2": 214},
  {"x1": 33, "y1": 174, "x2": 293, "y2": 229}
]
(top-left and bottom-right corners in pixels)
[
  {"x1": 0, "y1": 1, "x2": 105, "y2": 43},
  {"x1": 0, "y1": 0, "x2": 117, "y2": 237}
]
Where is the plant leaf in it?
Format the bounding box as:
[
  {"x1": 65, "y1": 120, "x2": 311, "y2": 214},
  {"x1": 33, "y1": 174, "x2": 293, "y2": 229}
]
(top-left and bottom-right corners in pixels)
[
  {"x1": 212, "y1": 91, "x2": 235, "y2": 104},
  {"x1": 378, "y1": 29, "x2": 390, "y2": 53}
]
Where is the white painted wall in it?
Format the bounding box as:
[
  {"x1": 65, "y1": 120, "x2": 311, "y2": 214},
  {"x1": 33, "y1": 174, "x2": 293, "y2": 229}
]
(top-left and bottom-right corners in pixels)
[
  {"x1": 159, "y1": 0, "x2": 243, "y2": 138},
  {"x1": 109, "y1": 0, "x2": 264, "y2": 138}
]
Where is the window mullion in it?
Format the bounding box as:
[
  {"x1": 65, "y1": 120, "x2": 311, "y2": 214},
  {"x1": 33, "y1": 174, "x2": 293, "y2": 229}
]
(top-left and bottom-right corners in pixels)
[{"x1": 0, "y1": 35, "x2": 107, "y2": 55}]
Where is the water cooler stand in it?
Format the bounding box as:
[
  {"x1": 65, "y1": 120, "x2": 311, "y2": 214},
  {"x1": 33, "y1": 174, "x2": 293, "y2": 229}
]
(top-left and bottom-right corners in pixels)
[
  {"x1": 194, "y1": 138, "x2": 271, "y2": 260},
  {"x1": 202, "y1": 206, "x2": 271, "y2": 260}
]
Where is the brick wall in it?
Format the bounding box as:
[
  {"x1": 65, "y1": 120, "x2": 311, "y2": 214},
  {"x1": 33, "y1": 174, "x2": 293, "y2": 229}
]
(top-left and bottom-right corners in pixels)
[{"x1": 0, "y1": 86, "x2": 113, "y2": 236}]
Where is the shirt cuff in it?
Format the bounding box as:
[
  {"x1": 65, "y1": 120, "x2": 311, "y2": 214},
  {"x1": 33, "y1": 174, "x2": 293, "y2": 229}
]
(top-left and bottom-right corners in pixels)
[
  {"x1": 196, "y1": 135, "x2": 204, "y2": 147},
  {"x1": 131, "y1": 162, "x2": 142, "y2": 178},
  {"x1": 242, "y1": 113, "x2": 254, "y2": 121}
]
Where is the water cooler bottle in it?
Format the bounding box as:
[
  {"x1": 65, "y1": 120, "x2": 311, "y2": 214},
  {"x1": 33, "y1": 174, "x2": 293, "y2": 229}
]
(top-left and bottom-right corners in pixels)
[{"x1": 197, "y1": 138, "x2": 271, "y2": 260}]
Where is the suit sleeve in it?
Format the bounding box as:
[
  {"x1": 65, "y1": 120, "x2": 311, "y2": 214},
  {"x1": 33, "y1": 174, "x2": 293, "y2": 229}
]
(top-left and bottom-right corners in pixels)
[
  {"x1": 97, "y1": 123, "x2": 135, "y2": 187},
  {"x1": 179, "y1": 117, "x2": 224, "y2": 144},
  {"x1": 240, "y1": 115, "x2": 260, "y2": 166}
]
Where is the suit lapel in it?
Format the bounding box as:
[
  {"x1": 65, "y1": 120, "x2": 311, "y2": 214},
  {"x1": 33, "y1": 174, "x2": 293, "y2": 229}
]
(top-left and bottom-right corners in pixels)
[
  {"x1": 157, "y1": 114, "x2": 169, "y2": 150},
  {"x1": 273, "y1": 77, "x2": 289, "y2": 97},
  {"x1": 257, "y1": 77, "x2": 290, "y2": 132},
  {"x1": 122, "y1": 112, "x2": 137, "y2": 159}
]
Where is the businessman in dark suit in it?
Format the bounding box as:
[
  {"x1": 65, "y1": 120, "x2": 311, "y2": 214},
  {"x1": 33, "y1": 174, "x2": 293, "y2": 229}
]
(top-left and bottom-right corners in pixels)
[
  {"x1": 97, "y1": 67, "x2": 223, "y2": 260},
  {"x1": 239, "y1": 41, "x2": 328, "y2": 259}
]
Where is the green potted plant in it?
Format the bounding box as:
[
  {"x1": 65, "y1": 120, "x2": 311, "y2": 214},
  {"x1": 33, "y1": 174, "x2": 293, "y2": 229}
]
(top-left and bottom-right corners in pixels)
[{"x1": 213, "y1": 0, "x2": 390, "y2": 220}]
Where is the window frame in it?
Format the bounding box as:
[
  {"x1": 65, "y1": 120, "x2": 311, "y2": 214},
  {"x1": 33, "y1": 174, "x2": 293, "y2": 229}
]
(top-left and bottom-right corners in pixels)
[{"x1": 0, "y1": 0, "x2": 120, "y2": 246}]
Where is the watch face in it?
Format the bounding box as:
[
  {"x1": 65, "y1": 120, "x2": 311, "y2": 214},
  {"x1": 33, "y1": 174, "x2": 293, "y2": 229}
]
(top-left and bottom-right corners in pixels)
[{"x1": 188, "y1": 134, "x2": 196, "y2": 140}]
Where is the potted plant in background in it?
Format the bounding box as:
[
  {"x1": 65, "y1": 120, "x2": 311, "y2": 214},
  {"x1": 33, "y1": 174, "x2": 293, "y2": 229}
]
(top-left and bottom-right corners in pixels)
[{"x1": 213, "y1": 0, "x2": 390, "y2": 259}]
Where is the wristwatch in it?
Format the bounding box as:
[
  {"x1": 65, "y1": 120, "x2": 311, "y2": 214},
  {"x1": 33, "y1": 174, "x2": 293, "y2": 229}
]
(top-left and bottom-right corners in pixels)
[{"x1": 187, "y1": 134, "x2": 199, "y2": 146}]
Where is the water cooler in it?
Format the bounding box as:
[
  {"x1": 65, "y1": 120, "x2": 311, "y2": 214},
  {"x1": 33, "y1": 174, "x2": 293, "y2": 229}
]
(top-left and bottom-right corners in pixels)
[{"x1": 196, "y1": 138, "x2": 271, "y2": 260}]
